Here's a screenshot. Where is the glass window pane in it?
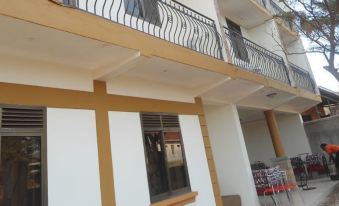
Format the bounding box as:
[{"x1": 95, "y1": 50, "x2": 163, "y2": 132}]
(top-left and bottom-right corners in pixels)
[
  {"x1": 144, "y1": 131, "x2": 169, "y2": 196},
  {"x1": 0, "y1": 136, "x2": 41, "y2": 206},
  {"x1": 164, "y1": 132, "x2": 188, "y2": 191},
  {"x1": 124, "y1": 0, "x2": 142, "y2": 17}
]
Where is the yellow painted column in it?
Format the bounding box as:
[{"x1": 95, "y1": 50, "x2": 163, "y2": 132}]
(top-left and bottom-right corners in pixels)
[{"x1": 264, "y1": 110, "x2": 286, "y2": 157}]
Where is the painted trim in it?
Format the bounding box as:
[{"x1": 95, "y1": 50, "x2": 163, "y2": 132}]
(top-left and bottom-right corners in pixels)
[
  {"x1": 0, "y1": 80, "x2": 205, "y2": 206},
  {"x1": 195, "y1": 97, "x2": 223, "y2": 206},
  {"x1": 150, "y1": 192, "x2": 198, "y2": 206}
]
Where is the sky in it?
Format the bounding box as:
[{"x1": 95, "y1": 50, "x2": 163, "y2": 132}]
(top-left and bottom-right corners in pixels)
[{"x1": 302, "y1": 38, "x2": 339, "y2": 93}]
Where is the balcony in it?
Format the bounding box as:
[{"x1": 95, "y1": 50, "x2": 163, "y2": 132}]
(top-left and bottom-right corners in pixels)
[
  {"x1": 268, "y1": 0, "x2": 298, "y2": 40},
  {"x1": 223, "y1": 27, "x2": 290, "y2": 84},
  {"x1": 61, "y1": 0, "x2": 223, "y2": 60},
  {"x1": 290, "y1": 63, "x2": 316, "y2": 93}
]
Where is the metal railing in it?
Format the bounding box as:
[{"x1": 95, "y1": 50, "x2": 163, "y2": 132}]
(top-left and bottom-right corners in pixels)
[
  {"x1": 269, "y1": 0, "x2": 294, "y2": 31},
  {"x1": 62, "y1": 0, "x2": 223, "y2": 59},
  {"x1": 290, "y1": 63, "x2": 316, "y2": 93},
  {"x1": 223, "y1": 27, "x2": 290, "y2": 84}
]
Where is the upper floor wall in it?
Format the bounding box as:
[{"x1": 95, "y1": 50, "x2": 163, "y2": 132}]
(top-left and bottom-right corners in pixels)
[{"x1": 0, "y1": 0, "x2": 321, "y2": 109}]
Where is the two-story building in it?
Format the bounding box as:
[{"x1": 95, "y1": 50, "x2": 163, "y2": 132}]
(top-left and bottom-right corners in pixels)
[{"x1": 0, "y1": 0, "x2": 320, "y2": 205}]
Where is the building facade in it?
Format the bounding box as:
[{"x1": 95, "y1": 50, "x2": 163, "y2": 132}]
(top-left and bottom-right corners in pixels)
[{"x1": 0, "y1": 0, "x2": 321, "y2": 205}]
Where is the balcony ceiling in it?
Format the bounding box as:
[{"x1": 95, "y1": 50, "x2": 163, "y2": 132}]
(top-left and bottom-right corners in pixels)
[
  {"x1": 218, "y1": 0, "x2": 272, "y2": 28},
  {"x1": 0, "y1": 15, "x2": 230, "y2": 102},
  {"x1": 0, "y1": 15, "x2": 137, "y2": 70},
  {"x1": 238, "y1": 106, "x2": 290, "y2": 123},
  {"x1": 202, "y1": 80, "x2": 318, "y2": 113}
]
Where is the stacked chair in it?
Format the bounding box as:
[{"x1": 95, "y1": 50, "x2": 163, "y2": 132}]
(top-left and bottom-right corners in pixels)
[
  {"x1": 252, "y1": 166, "x2": 298, "y2": 206},
  {"x1": 305, "y1": 153, "x2": 330, "y2": 178}
]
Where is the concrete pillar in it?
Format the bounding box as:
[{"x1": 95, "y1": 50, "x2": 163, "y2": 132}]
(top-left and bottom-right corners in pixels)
[
  {"x1": 264, "y1": 110, "x2": 286, "y2": 157},
  {"x1": 204, "y1": 104, "x2": 260, "y2": 206}
]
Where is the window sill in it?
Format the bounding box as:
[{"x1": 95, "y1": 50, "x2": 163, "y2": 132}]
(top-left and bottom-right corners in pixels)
[{"x1": 150, "y1": 192, "x2": 198, "y2": 206}]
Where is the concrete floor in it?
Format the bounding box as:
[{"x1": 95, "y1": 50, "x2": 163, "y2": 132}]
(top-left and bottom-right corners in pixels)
[{"x1": 258, "y1": 178, "x2": 339, "y2": 206}]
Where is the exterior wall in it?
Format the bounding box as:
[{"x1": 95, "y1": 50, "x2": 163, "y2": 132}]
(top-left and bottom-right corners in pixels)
[
  {"x1": 304, "y1": 115, "x2": 339, "y2": 154},
  {"x1": 204, "y1": 104, "x2": 260, "y2": 206},
  {"x1": 108, "y1": 111, "x2": 216, "y2": 206},
  {"x1": 244, "y1": 20, "x2": 287, "y2": 62},
  {"x1": 241, "y1": 119, "x2": 276, "y2": 165},
  {"x1": 242, "y1": 114, "x2": 312, "y2": 165},
  {"x1": 179, "y1": 115, "x2": 216, "y2": 206},
  {"x1": 47, "y1": 108, "x2": 102, "y2": 206},
  {"x1": 177, "y1": 0, "x2": 221, "y2": 25},
  {"x1": 108, "y1": 111, "x2": 150, "y2": 206},
  {"x1": 286, "y1": 39, "x2": 311, "y2": 71},
  {"x1": 0, "y1": 80, "x2": 223, "y2": 206},
  {"x1": 278, "y1": 114, "x2": 312, "y2": 156}
]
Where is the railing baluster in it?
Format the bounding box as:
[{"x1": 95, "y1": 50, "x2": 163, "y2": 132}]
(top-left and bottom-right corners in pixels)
[
  {"x1": 290, "y1": 63, "x2": 315, "y2": 93},
  {"x1": 64, "y1": 0, "x2": 223, "y2": 59},
  {"x1": 223, "y1": 26, "x2": 290, "y2": 84}
]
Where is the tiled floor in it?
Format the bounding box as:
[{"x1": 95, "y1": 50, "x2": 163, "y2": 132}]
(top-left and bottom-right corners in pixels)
[{"x1": 258, "y1": 177, "x2": 339, "y2": 206}]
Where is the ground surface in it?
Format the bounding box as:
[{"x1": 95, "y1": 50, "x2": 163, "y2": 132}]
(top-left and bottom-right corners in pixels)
[
  {"x1": 258, "y1": 177, "x2": 339, "y2": 206},
  {"x1": 318, "y1": 183, "x2": 339, "y2": 206}
]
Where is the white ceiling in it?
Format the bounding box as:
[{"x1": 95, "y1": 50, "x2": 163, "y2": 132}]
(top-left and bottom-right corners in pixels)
[
  {"x1": 123, "y1": 57, "x2": 228, "y2": 90},
  {"x1": 0, "y1": 15, "x2": 136, "y2": 70}
]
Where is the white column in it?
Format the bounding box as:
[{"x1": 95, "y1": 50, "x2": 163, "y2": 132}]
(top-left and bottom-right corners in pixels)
[
  {"x1": 278, "y1": 114, "x2": 312, "y2": 157},
  {"x1": 204, "y1": 104, "x2": 260, "y2": 206}
]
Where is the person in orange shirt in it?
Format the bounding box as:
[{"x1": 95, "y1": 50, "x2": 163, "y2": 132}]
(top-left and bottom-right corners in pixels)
[{"x1": 320, "y1": 143, "x2": 339, "y2": 176}]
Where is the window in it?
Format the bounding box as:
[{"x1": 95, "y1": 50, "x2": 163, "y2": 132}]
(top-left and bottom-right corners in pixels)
[
  {"x1": 62, "y1": 0, "x2": 78, "y2": 7},
  {"x1": 0, "y1": 106, "x2": 46, "y2": 206},
  {"x1": 226, "y1": 18, "x2": 249, "y2": 62},
  {"x1": 302, "y1": 115, "x2": 312, "y2": 122},
  {"x1": 124, "y1": 0, "x2": 161, "y2": 25},
  {"x1": 141, "y1": 113, "x2": 190, "y2": 203}
]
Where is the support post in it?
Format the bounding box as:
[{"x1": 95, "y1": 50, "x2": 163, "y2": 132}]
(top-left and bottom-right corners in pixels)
[{"x1": 264, "y1": 110, "x2": 285, "y2": 157}]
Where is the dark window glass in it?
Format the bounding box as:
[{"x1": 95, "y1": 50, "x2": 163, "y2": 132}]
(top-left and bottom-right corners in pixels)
[
  {"x1": 0, "y1": 136, "x2": 41, "y2": 206},
  {"x1": 226, "y1": 18, "x2": 249, "y2": 62},
  {"x1": 302, "y1": 115, "x2": 312, "y2": 122},
  {"x1": 124, "y1": 0, "x2": 161, "y2": 25},
  {"x1": 144, "y1": 131, "x2": 169, "y2": 196},
  {"x1": 141, "y1": 114, "x2": 190, "y2": 203},
  {"x1": 124, "y1": 0, "x2": 143, "y2": 17}
]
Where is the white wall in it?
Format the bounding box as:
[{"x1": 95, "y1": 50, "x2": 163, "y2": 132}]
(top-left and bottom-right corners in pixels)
[
  {"x1": 108, "y1": 112, "x2": 216, "y2": 206},
  {"x1": 108, "y1": 111, "x2": 151, "y2": 206},
  {"x1": 204, "y1": 104, "x2": 260, "y2": 206},
  {"x1": 179, "y1": 115, "x2": 216, "y2": 206},
  {"x1": 278, "y1": 114, "x2": 312, "y2": 157},
  {"x1": 0, "y1": 54, "x2": 93, "y2": 91},
  {"x1": 242, "y1": 114, "x2": 312, "y2": 165},
  {"x1": 47, "y1": 108, "x2": 102, "y2": 206},
  {"x1": 241, "y1": 119, "x2": 276, "y2": 165},
  {"x1": 245, "y1": 20, "x2": 287, "y2": 60},
  {"x1": 286, "y1": 39, "x2": 312, "y2": 72}
]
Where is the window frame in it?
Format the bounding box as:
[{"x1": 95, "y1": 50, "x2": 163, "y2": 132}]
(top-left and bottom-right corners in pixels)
[
  {"x1": 0, "y1": 105, "x2": 47, "y2": 206},
  {"x1": 140, "y1": 113, "x2": 191, "y2": 203},
  {"x1": 226, "y1": 18, "x2": 250, "y2": 62}
]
